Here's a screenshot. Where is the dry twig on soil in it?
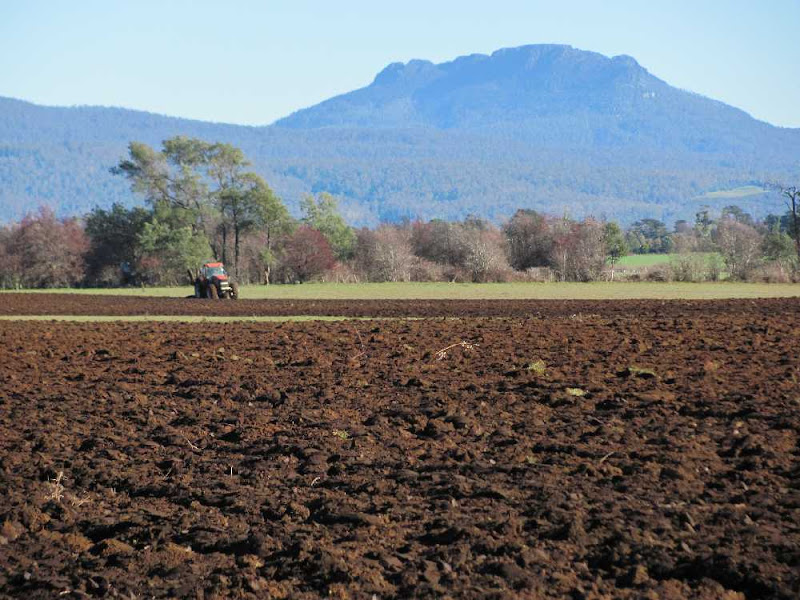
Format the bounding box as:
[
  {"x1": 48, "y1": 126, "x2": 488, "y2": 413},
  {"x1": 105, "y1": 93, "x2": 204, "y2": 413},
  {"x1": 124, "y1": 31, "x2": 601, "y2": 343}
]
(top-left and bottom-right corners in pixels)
[
  {"x1": 184, "y1": 436, "x2": 202, "y2": 452},
  {"x1": 598, "y1": 451, "x2": 616, "y2": 464},
  {"x1": 349, "y1": 324, "x2": 367, "y2": 361},
  {"x1": 46, "y1": 471, "x2": 65, "y2": 502},
  {"x1": 433, "y1": 340, "x2": 478, "y2": 361}
]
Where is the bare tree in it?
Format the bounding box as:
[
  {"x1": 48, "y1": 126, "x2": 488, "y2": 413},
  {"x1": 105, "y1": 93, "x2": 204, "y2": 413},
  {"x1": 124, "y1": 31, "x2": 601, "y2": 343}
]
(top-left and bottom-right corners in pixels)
[
  {"x1": 355, "y1": 225, "x2": 415, "y2": 282},
  {"x1": 462, "y1": 226, "x2": 510, "y2": 282},
  {"x1": 550, "y1": 217, "x2": 605, "y2": 281},
  {"x1": 716, "y1": 218, "x2": 763, "y2": 280}
]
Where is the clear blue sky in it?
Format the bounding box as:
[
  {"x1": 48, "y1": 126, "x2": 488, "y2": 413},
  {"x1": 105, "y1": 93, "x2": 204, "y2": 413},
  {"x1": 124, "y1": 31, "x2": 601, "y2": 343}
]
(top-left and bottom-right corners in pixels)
[{"x1": 2, "y1": 0, "x2": 798, "y2": 127}]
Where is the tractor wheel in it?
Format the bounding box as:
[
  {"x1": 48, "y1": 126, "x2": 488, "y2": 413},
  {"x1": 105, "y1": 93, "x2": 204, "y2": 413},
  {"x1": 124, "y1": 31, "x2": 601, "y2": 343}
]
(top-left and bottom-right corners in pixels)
[
  {"x1": 194, "y1": 282, "x2": 201, "y2": 298},
  {"x1": 230, "y1": 282, "x2": 239, "y2": 300},
  {"x1": 207, "y1": 284, "x2": 219, "y2": 300}
]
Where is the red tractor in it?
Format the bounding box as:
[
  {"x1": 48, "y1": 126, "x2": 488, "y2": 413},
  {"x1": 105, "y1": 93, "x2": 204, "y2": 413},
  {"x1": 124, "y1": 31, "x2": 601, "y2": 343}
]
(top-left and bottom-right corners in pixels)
[{"x1": 190, "y1": 262, "x2": 239, "y2": 300}]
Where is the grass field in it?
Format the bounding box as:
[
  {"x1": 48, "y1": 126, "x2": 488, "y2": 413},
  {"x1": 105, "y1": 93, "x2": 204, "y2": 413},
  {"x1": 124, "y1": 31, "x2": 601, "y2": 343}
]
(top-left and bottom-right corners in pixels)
[
  {"x1": 616, "y1": 254, "x2": 673, "y2": 267},
  {"x1": 616, "y1": 253, "x2": 721, "y2": 268},
  {"x1": 3, "y1": 281, "x2": 799, "y2": 300},
  {"x1": 698, "y1": 185, "x2": 767, "y2": 199}
]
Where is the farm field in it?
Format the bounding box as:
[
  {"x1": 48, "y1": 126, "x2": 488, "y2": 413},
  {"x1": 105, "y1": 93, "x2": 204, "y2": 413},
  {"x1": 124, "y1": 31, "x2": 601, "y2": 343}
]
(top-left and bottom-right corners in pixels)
[
  {"x1": 2, "y1": 292, "x2": 800, "y2": 319},
  {"x1": 1, "y1": 280, "x2": 800, "y2": 302},
  {"x1": 1, "y1": 298, "x2": 799, "y2": 598}
]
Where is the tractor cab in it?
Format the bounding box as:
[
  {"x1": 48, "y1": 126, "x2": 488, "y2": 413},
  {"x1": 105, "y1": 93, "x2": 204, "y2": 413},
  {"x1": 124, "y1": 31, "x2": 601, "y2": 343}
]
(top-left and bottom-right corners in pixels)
[{"x1": 202, "y1": 262, "x2": 228, "y2": 281}]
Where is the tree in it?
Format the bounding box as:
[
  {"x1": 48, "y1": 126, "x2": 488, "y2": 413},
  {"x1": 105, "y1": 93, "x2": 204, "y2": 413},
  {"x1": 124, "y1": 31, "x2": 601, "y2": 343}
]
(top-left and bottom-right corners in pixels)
[
  {"x1": 135, "y1": 204, "x2": 213, "y2": 286},
  {"x1": 205, "y1": 142, "x2": 273, "y2": 278},
  {"x1": 84, "y1": 203, "x2": 151, "y2": 285},
  {"x1": 461, "y1": 221, "x2": 510, "y2": 282},
  {"x1": 762, "y1": 227, "x2": 796, "y2": 269},
  {"x1": 113, "y1": 138, "x2": 216, "y2": 255},
  {"x1": 215, "y1": 172, "x2": 284, "y2": 280},
  {"x1": 626, "y1": 219, "x2": 673, "y2": 254},
  {"x1": 550, "y1": 217, "x2": 605, "y2": 281},
  {"x1": 0, "y1": 224, "x2": 22, "y2": 288},
  {"x1": 503, "y1": 209, "x2": 552, "y2": 271},
  {"x1": 780, "y1": 186, "x2": 800, "y2": 261},
  {"x1": 250, "y1": 180, "x2": 294, "y2": 284},
  {"x1": 410, "y1": 219, "x2": 469, "y2": 268},
  {"x1": 279, "y1": 226, "x2": 336, "y2": 282},
  {"x1": 721, "y1": 205, "x2": 754, "y2": 227},
  {"x1": 694, "y1": 207, "x2": 715, "y2": 251},
  {"x1": 716, "y1": 218, "x2": 762, "y2": 280},
  {"x1": 354, "y1": 225, "x2": 415, "y2": 282},
  {"x1": 300, "y1": 193, "x2": 356, "y2": 260},
  {"x1": 113, "y1": 138, "x2": 210, "y2": 213},
  {"x1": 113, "y1": 137, "x2": 293, "y2": 277},
  {"x1": 673, "y1": 220, "x2": 692, "y2": 235},
  {"x1": 603, "y1": 221, "x2": 628, "y2": 281},
  {"x1": 5, "y1": 207, "x2": 88, "y2": 288}
]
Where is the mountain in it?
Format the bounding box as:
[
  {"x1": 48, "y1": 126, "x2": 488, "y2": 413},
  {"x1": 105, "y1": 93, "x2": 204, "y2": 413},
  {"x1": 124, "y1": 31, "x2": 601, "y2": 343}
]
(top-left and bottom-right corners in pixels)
[
  {"x1": 2, "y1": 44, "x2": 799, "y2": 225},
  {"x1": 277, "y1": 45, "x2": 798, "y2": 158}
]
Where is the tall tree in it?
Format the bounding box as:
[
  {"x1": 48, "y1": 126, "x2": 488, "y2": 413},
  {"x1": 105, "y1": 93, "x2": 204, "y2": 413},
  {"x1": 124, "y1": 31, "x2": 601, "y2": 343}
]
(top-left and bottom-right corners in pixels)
[
  {"x1": 113, "y1": 137, "x2": 215, "y2": 251},
  {"x1": 113, "y1": 138, "x2": 211, "y2": 213},
  {"x1": 206, "y1": 142, "x2": 249, "y2": 270},
  {"x1": 250, "y1": 179, "x2": 295, "y2": 284},
  {"x1": 114, "y1": 137, "x2": 292, "y2": 279},
  {"x1": 693, "y1": 207, "x2": 716, "y2": 251},
  {"x1": 603, "y1": 221, "x2": 628, "y2": 281},
  {"x1": 300, "y1": 192, "x2": 356, "y2": 260},
  {"x1": 217, "y1": 172, "x2": 294, "y2": 281}
]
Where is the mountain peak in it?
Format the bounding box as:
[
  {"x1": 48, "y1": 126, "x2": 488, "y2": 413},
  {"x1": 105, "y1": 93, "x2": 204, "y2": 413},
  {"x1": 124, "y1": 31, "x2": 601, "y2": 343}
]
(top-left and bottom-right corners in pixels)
[
  {"x1": 490, "y1": 43, "x2": 574, "y2": 59},
  {"x1": 275, "y1": 43, "x2": 667, "y2": 130},
  {"x1": 373, "y1": 59, "x2": 438, "y2": 86},
  {"x1": 611, "y1": 53, "x2": 641, "y2": 68}
]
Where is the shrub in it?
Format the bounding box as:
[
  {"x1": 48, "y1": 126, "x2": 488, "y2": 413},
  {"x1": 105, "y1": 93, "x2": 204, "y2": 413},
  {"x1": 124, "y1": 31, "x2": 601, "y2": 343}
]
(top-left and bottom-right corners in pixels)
[{"x1": 669, "y1": 254, "x2": 707, "y2": 282}]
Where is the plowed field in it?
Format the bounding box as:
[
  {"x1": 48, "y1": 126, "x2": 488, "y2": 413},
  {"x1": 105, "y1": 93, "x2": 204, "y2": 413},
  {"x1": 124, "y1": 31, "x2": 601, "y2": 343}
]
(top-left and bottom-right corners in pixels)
[
  {"x1": 1, "y1": 299, "x2": 799, "y2": 598},
  {"x1": 2, "y1": 292, "x2": 800, "y2": 319}
]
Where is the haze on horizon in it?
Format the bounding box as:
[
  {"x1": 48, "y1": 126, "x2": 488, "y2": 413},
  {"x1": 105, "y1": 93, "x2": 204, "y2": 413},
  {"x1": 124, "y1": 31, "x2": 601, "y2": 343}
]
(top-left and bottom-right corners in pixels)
[{"x1": 1, "y1": 0, "x2": 799, "y2": 129}]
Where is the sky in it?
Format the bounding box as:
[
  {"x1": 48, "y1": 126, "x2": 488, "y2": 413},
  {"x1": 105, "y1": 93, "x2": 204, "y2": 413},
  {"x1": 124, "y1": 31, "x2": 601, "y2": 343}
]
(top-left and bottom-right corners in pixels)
[{"x1": 1, "y1": 0, "x2": 798, "y2": 127}]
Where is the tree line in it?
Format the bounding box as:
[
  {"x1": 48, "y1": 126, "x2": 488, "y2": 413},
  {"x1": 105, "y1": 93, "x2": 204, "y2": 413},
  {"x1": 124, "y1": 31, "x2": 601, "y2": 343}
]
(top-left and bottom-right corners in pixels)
[{"x1": 0, "y1": 138, "x2": 798, "y2": 288}]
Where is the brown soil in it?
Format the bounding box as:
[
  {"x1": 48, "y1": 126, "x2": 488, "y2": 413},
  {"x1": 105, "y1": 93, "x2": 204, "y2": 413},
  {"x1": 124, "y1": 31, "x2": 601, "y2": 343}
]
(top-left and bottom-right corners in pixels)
[
  {"x1": 1, "y1": 301, "x2": 799, "y2": 598},
  {"x1": 2, "y1": 292, "x2": 800, "y2": 319}
]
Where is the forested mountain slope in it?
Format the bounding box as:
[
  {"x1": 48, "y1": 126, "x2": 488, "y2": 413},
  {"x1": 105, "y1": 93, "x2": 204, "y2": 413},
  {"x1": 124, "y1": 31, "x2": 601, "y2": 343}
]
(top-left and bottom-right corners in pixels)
[{"x1": 2, "y1": 45, "x2": 798, "y2": 225}]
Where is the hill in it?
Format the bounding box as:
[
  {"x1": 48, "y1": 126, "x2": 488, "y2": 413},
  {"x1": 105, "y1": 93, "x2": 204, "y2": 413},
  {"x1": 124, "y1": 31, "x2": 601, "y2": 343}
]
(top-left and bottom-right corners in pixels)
[{"x1": 1, "y1": 44, "x2": 799, "y2": 225}]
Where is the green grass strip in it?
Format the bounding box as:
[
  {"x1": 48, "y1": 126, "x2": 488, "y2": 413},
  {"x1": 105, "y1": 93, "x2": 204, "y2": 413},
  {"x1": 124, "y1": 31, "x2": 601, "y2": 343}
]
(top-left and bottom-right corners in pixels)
[{"x1": 2, "y1": 281, "x2": 799, "y2": 300}]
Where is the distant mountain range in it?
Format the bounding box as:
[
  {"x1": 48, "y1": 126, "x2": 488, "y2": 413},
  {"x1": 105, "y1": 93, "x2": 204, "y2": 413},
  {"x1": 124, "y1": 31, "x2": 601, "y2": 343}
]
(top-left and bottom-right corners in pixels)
[{"x1": 1, "y1": 44, "x2": 798, "y2": 225}]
